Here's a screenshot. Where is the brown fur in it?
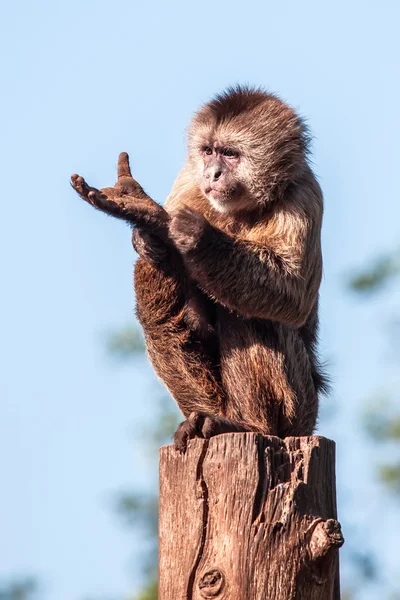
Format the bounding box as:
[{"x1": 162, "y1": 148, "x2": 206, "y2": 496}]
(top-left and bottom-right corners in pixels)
[{"x1": 71, "y1": 86, "x2": 327, "y2": 451}]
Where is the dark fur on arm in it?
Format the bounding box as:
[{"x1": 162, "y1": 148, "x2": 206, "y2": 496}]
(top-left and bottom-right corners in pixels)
[{"x1": 169, "y1": 206, "x2": 319, "y2": 327}]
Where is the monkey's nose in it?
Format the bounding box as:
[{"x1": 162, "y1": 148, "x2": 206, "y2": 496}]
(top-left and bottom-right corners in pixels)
[{"x1": 213, "y1": 169, "x2": 222, "y2": 181}]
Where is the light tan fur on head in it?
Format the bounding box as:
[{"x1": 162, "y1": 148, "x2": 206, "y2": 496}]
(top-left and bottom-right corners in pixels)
[{"x1": 186, "y1": 85, "x2": 310, "y2": 214}]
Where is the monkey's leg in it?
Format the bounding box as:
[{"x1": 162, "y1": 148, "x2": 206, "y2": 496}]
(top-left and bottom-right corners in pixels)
[
  {"x1": 135, "y1": 248, "x2": 223, "y2": 413},
  {"x1": 217, "y1": 311, "x2": 318, "y2": 438},
  {"x1": 134, "y1": 238, "x2": 251, "y2": 451}
]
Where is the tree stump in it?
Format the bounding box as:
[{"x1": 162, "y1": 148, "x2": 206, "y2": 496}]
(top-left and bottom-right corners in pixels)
[{"x1": 159, "y1": 433, "x2": 343, "y2": 600}]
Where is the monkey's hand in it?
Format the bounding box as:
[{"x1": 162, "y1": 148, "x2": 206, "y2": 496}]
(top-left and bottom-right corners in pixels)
[
  {"x1": 169, "y1": 206, "x2": 207, "y2": 253},
  {"x1": 132, "y1": 228, "x2": 169, "y2": 266},
  {"x1": 71, "y1": 152, "x2": 169, "y2": 239},
  {"x1": 174, "y1": 411, "x2": 251, "y2": 453}
]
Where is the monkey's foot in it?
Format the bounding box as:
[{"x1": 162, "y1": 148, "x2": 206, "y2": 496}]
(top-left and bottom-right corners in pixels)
[{"x1": 174, "y1": 411, "x2": 250, "y2": 453}]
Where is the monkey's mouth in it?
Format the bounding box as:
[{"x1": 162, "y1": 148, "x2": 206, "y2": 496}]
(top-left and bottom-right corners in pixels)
[{"x1": 205, "y1": 184, "x2": 239, "y2": 202}]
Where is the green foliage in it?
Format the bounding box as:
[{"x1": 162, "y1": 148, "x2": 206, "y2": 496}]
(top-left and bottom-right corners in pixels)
[
  {"x1": 107, "y1": 325, "x2": 180, "y2": 598},
  {"x1": 365, "y1": 409, "x2": 400, "y2": 441},
  {"x1": 115, "y1": 494, "x2": 158, "y2": 535},
  {"x1": 378, "y1": 464, "x2": 400, "y2": 494},
  {"x1": 0, "y1": 578, "x2": 38, "y2": 600},
  {"x1": 114, "y1": 399, "x2": 179, "y2": 586},
  {"x1": 347, "y1": 247, "x2": 400, "y2": 596},
  {"x1": 133, "y1": 580, "x2": 157, "y2": 600},
  {"x1": 363, "y1": 400, "x2": 400, "y2": 495},
  {"x1": 106, "y1": 326, "x2": 145, "y2": 358},
  {"x1": 348, "y1": 251, "x2": 400, "y2": 499},
  {"x1": 348, "y1": 251, "x2": 400, "y2": 294}
]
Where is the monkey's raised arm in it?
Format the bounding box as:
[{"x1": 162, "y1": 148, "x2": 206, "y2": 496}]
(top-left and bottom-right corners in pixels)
[
  {"x1": 169, "y1": 201, "x2": 322, "y2": 328},
  {"x1": 71, "y1": 153, "x2": 170, "y2": 241}
]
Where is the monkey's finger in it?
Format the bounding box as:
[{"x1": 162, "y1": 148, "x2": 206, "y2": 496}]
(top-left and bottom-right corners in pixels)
[
  {"x1": 117, "y1": 152, "x2": 132, "y2": 180},
  {"x1": 70, "y1": 174, "x2": 108, "y2": 210},
  {"x1": 71, "y1": 174, "x2": 96, "y2": 200}
]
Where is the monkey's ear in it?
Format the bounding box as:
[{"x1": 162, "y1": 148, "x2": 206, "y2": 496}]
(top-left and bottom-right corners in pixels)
[{"x1": 117, "y1": 152, "x2": 133, "y2": 179}]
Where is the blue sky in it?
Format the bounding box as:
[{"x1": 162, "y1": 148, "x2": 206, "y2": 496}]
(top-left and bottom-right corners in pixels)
[{"x1": 1, "y1": 0, "x2": 399, "y2": 598}]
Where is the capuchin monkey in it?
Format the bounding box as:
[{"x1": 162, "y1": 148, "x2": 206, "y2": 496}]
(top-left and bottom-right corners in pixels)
[{"x1": 71, "y1": 86, "x2": 327, "y2": 452}]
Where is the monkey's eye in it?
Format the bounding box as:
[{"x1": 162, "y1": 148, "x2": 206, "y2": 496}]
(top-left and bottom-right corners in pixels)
[
  {"x1": 204, "y1": 146, "x2": 213, "y2": 155},
  {"x1": 223, "y1": 149, "x2": 238, "y2": 158}
]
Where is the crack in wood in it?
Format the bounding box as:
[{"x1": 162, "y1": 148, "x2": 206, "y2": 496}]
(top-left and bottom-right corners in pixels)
[
  {"x1": 186, "y1": 440, "x2": 210, "y2": 599},
  {"x1": 251, "y1": 436, "x2": 268, "y2": 525}
]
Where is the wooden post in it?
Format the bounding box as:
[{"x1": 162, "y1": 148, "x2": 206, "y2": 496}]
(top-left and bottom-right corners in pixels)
[{"x1": 159, "y1": 433, "x2": 343, "y2": 600}]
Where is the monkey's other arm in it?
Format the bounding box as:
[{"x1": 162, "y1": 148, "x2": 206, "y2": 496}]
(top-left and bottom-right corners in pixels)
[{"x1": 169, "y1": 198, "x2": 322, "y2": 328}]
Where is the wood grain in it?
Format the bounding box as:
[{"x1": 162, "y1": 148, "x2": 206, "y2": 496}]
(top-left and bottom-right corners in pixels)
[{"x1": 159, "y1": 433, "x2": 343, "y2": 600}]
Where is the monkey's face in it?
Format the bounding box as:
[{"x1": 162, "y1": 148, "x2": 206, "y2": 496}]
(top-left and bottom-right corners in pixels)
[
  {"x1": 188, "y1": 87, "x2": 309, "y2": 214},
  {"x1": 198, "y1": 143, "x2": 249, "y2": 213}
]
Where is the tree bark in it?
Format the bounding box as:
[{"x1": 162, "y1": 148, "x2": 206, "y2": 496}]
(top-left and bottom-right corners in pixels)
[{"x1": 159, "y1": 433, "x2": 343, "y2": 600}]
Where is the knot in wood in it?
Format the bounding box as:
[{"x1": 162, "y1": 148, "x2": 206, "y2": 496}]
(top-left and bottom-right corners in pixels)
[
  {"x1": 309, "y1": 518, "x2": 344, "y2": 561},
  {"x1": 198, "y1": 568, "x2": 225, "y2": 598},
  {"x1": 325, "y1": 519, "x2": 343, "y2": 542}
]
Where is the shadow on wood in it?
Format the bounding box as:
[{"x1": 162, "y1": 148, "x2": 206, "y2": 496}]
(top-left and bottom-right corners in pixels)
[{"x1": 159, "y1": 433, "x2": 343, "y2": 600}]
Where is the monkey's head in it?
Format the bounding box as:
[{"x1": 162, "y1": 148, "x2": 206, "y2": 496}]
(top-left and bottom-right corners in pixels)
[{"x1": 187, "y1": 86, "x2": 310, "y2": 214}]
